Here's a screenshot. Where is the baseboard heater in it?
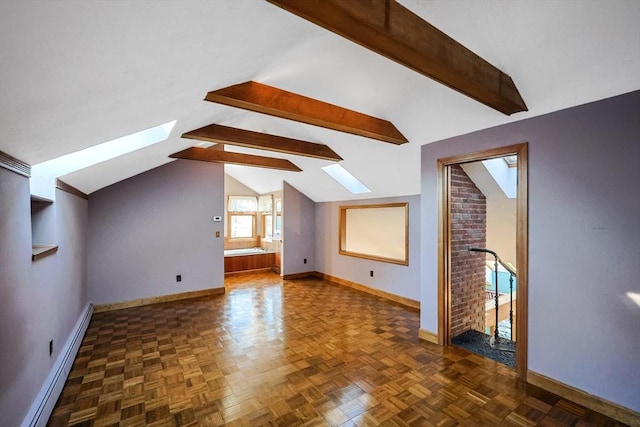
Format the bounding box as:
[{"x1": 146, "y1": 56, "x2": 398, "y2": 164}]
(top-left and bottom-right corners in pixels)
[{"x1": 21, "y1": 302, "x2": 94, "y2": 427}]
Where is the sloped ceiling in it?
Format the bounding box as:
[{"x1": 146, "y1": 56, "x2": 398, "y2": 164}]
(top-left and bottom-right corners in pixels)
[{"x1": 1, "y1": 0, "x2": 638, "y2": 202}]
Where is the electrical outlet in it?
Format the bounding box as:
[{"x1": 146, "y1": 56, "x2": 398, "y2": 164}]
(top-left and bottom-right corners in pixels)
[
  {"x1": 176, "y1": 274, "x2": 182, "y2": 282},
  {"x1": 303, "y1": 258, "x2": 307, "y2": 264},
  {"x1": 49, "y1": 339, "x2": 53, "y2": 356},
  {"x1": 370, "y1": 270, "x2": 374, "y2": 277}
]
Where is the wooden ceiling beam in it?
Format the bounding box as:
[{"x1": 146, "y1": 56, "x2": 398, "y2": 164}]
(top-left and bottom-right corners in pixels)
[
  {"x1": 182, "y1": 124, "x2": 343, "y2": 161},
  {"x1": 169, "y1": 147, "x2": 302, "y2": 172},
  {"x1": 267, "y1": 0, "x2": 527, "y2": 115},
  {"x1": 204, "y1": 81, "x2": 408, "y2": 145}
]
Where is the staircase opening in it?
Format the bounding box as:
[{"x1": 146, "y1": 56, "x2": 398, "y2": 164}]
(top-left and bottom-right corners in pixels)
[{"x1": 437, "y1": 144, "x2": 528, "y2": 379}]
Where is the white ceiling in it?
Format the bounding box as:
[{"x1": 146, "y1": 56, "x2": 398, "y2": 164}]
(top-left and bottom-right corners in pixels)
[{"x1": 1, "y1": 0, "x2": 638, "y2": 202}]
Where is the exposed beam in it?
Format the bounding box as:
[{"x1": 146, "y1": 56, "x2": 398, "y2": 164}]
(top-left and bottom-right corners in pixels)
[
  {"x1": 169, "y1": 147, "x2": 302, "y2": 172},
  {"x1": 182, "y1": 124, "x2": 343, "y2": 161},
  {"x1": 267, "y1": 0, "x2": 527, "y2": 115},
  {"x1": 204, "y1": 81, "x2": 408, "y2": 145}
]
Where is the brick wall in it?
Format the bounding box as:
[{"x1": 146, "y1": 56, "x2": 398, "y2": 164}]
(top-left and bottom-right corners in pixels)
[{"x1": 450, "y1": 165, "x2": 487, "y2": 337}]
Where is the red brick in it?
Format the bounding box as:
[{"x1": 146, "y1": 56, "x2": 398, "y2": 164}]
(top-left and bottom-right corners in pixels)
[{"x1": 450, "y1": 165, "x2": 486, "y2": 337}]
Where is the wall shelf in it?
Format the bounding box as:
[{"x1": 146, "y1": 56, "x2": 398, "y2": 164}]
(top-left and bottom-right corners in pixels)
[
  {"x1": 32, "y1": 244, "x2": 58, "y2": 261},
  {"x1": 30, "y1": 195, "x2": 57, "y2": 261},
  {"x1": 30, "y1": 194, "x2": 54, "y2": 205}
]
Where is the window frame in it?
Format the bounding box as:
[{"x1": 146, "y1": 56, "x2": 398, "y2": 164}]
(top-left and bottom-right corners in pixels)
[
  {"x1": 274, "y1": 213, "x2": 282, "y2": 240},
  {"x1": 227, "y1": 195, "x2": 258, "y2": 240},
  {"x1": 228, "y1": 213, "x2": 256, "y2": 240},
  {"x1": 338, "y1": 202, "x2": 409, "y2": 265},
  {"x1": 262, "y1": 213, "x2": 273, "y2": 239}
]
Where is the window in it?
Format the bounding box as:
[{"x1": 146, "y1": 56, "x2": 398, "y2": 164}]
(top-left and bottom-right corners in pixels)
[
  {"x1": 228, "y1": 196, "x2": 257, "y2": 239},
  {"x1": 339, "y1": 203, "x2": 409, "y2": 265},
  {"x1": 228, "y1": 196, "x2": 257, "y2": 212},
  {"x1": 274, "y1": 214, "x2": 282, "y2": 239},
  {"x1": 322, "y1": 164, "x2": 371, "y2": 194},
  {"x1": 259, "y1": 195, "x2": 273, "y2": 239},
  {"x1": 258, "y1": 195, "x2": 272, "y2": 213},
  {"x1": 273, "y1": 197, "x2": 282, "y2": 239},
  {"x1": 503, "y1": 155, "x2": 518, "y2": 168},
  {"x1": 31, "y1": 120, "x2": 176, "y2": 199},
  {"x1": 230, "y1": 215, "x2": 255, "y2": 238},
  {"x1": 263, "y1": 214, "x2": 273, "y2": 239}
]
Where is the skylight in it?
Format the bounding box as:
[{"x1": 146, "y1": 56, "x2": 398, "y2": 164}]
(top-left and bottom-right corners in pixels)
[
  {"x1": 503, "y1": 155, "x2": 517, "y2": 168},
  {"x1": 322, "y1": 164, "x2": 371, "y2": 194},
  {"x1": 627, "y1": 291, "x2": 640, "y2": 307},
  {"x1": 31, "y1": 120, "x2": 176, "y2": 199},
  {"x1": 483, "y1": 157, "x2": 517, "y2": 199}
]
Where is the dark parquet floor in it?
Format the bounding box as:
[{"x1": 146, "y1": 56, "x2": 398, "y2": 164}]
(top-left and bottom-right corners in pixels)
[{"x1": 48, "y1": 273, "x2": 626, "y2": 426}]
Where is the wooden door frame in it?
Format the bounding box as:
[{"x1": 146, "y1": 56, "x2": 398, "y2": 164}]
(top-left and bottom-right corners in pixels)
[{"x1": 437, "y1": 143, "x2": 528, "y2": 380}]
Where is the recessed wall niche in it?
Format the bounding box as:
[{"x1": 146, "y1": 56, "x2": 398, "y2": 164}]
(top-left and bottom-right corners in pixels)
[
  {"x1": 339, "y1": 203, "x2": 409, "y2": 265},
  {"x1": 30, "y1": 195, "x2": 58, "y2": 260}
]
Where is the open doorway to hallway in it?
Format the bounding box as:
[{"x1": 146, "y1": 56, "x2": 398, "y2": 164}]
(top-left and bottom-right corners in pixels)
[{"x1": 437, "y1": 143, "x2": 528, "y2": 379}]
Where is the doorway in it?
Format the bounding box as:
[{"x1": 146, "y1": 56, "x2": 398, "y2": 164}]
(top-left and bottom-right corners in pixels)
[{"x1": 437, "y1": 143, "x2": 528, "y2": 380}]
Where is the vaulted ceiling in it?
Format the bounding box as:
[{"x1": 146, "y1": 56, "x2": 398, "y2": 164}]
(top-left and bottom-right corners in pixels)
[{"x1": 1, "y1": 1, "x2": 638, "y2": 202}]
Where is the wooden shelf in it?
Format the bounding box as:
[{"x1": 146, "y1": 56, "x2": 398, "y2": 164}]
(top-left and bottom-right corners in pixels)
[
  {"x1": 30, "y1": 196, "x2": 57, "y2": 261},
  {"x1": 30, "y1": 194, "x2": 54, "y2": 205},
  {"x1": 32, "y1": 245, "x2": 58, "y2": 261}
]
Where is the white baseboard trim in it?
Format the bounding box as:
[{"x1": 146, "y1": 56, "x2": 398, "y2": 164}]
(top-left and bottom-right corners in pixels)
[{"x1": 21, "y1": 302, "x2": 94, "y2": 427}]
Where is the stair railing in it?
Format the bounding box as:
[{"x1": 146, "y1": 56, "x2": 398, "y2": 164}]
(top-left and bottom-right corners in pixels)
[{"x1": 468, "y1": 247, "x2": 516, "y2": 343}]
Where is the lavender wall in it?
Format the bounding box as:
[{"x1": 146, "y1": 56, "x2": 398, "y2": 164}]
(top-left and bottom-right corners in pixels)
[
  {"x1": 421, "y1": 91, "x2": 640, "y2": 411},
  {"x1": 316, "y1": 195, "x2": 421, "y2": 301},
  {"x1": 0, "y1": 168, "x2": 88, "y2": 427},
  {"x1": 88, "y1": 160, "x2": 225, "y2": 305},
  {"x1": 282, "y1": 182, "x2": 316, "y2": 275}
]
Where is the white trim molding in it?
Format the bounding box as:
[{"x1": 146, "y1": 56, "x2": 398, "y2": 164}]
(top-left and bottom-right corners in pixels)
[
  {"x1": 21, "y1": 302, "x2": 94, "y2": 427},
  {"x1": 0, "y1": 150, "x2": 30, "y2": 177}
]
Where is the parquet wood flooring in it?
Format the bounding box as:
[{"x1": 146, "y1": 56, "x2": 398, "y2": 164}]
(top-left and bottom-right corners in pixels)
[{"x1": 48, "y1": 273, "x2": 626, "y2": 426}]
